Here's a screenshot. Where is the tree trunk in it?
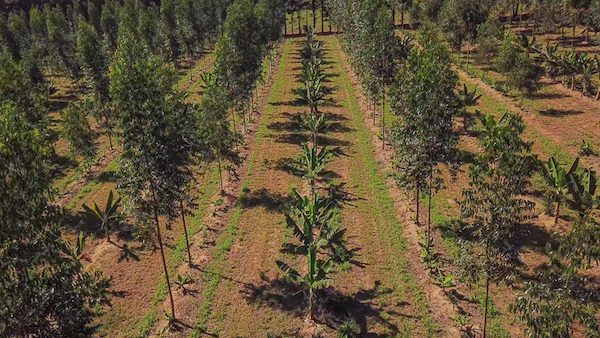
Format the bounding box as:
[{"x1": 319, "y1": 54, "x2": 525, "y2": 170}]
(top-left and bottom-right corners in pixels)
[
  {"x1": 308, "y1": 288, "x2": 316, "y2": 321},
  {"x1": 554, "y1": 201, "x2": 561, "y2": 226},
  {"x1": 105, "y1": 226, "x2": 110, "y2": 243},
  {"x1": 284, "y1": 12, "x2": 287, "y2": 36},
  {"x1": 595, "y1": 86, "x2": 600, "y2": 100},
  {"x1": 321, "y1": 1, "x2": 324, "y2": 33},
  {"x1": 572, "y1": 14, "x2": 577, "y2": 50},
  {"x1": 291, "y1": 10, "x2": 294, "y2": 35},
  {"x1": 217, "y1": 154, "x2": 224, "y2": 193},
  {"x1": 180, "y1": 199, "x2": 192, "y2": 267},
  {"x1": 104, "y1": 113, "x2": 113, "y2": 150},
  {"x1": 151, "y1": 185, "x2": 175, "y2": 321},
  {"x1": 427, "y1": 169, "x2": 433, "y2": 250},
  {"x1": 416, "y1": 180, "x2": 421, "y2": 225},
  {"x1": 381, "y1": 86, "x2": 386, "y2": 149},
  {"x1": 400, "y1": 5, "x2": 404, "y2": 30},
  {"x1": 392, "y1": 6, "x2": 395, "y2": 27},
  {"x1": 297, "y1": 9, "x2": 301, "y2": 35},
  {"x1": 312, "y1": 0, "x2": 316, "y2": 29},
  {"x1": 483, "y1": 261, "x2": 490, "y2": 338}
]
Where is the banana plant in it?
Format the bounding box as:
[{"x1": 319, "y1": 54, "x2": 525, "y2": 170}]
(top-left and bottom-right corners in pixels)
[
  {"x1": 300, "y1": 112, "x2": 328, "y2": 148},
  {"x1": 566, "y1": 167, "x2": 600, "y2": 221},
  {"x1": 295, "y1": 143, "x2": 332, "y2": 194},
  {"x1": 61, "y1": 231, "x2": 87, "y2": 261},
  {"x1": 277, "y1": 189, "x2": 341, "y2": 321},
  {"x1": 455, "y1": 83, "x2": 481, "y2": 131},
  {"x1": 82, "y1": 190, "x2": 122, "y2": 243},
  {"x1": 277, "y1": 249, "x2": 333, "y2": 321},
  {"x1": 543, "y1": 157, "x2": 579, "y2": 225}
]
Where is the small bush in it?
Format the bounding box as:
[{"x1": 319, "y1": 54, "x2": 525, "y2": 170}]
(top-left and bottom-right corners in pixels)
[{"x1": 337, "y1": 318, "x2": 360, "y2": 338}]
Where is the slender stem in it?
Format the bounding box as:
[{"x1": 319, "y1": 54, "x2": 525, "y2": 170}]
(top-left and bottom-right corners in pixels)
[
  {"x1": 427, "y1": 169, "x2": 433, "y2": 250},
  {"x1": 151, "y1": 184, "x2": 175, "y2": 321},
  {"x1": 180, "y1": 199, "x2": 192, "y2": 267}
]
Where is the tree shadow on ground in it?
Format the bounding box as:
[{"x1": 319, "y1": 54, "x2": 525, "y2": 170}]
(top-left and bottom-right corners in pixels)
[
  {"x1": 243, "y1": 277, "x2": 409, "y2": 336},
  {"x1": 539, "y1": 108, "x2": 584, "y2": 117},
  {"x1": 240, "y1": 188, "x2": 291, "y2": 213},
  {"x1": 524, "y1": 91, "x2": 568, "y2": 100},
  {"x1": 49, "y1": 153, "x2": 77, "y2": 180}
]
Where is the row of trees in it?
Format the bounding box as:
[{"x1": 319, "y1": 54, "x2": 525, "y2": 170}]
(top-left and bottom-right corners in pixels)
[
  {"x1": 327, "y1": 0, "x2": 599, "y2": 334},
  {"x1": 109, "y1": 0, "x2": 285, "y2": 324},
  {"x1": 1, "y1": 0, "x2": 284, "y2": 334},
  {"x1": 327, "y1": 0, "x2": 403, "y2": 148},
  {"x1": 277, "y1": 28, "x2": 349, "y2": 322}
]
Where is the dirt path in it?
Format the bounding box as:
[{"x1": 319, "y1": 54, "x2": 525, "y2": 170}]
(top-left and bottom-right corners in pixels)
[{"x1": 195, "y1": 36, "x2": 441, "y2": 337}]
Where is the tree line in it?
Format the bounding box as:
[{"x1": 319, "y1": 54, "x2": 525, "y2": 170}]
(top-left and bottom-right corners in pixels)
[
  {"x1": 328, "y1": 0, "x2": 599, "y2": 337},
  {"x1": 1, "y1": 0, "x2": 285, "y2": 335}
]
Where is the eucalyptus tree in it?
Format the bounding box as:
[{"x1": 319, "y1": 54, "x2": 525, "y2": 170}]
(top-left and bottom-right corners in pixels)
[
  {"x1": 391, "y1": 30, "x2": 458, "y2": 248},
  {"x1": 59, "y1": 100, "x2": 96, "y2": 166},
  {"x1": 29, "y1": 6, "x2": 49, "y2": 69},
  {"x1": 197, "y1": 72, "x2": 240, "y2": 192},
  {"x1": 82, "y1": 190, "x2": 122, "y2": 243},
  {"x1": 439, "y1": 0, "x2": 489, "y2": 54},
  {"x1": 542, "y1": 157, "x2": 579, "y2": 225},
  {"x1": 160, "y1": 0, "x2": 180, "y2": 61},
  {"x1": 46, "y1": 5, "x2": 79, "y2": 78},
  {"x1": 137, "y1": 3, "x2": 163, "y2": 55},
  {"x1": 213, "y1": 0, "x2": 264, "y2": 133},
  {"x1": 100, "y1": 0, "x2": 120, "y2": 51},
  {"x1": 87, "y1": 0, "x2": 101, "y2": 33},
  {"x1": 0, "y1": 102, "x2": 110, "y2": 337},
  {"x1": 0, "y1": 15, "x2": 20, "y2": 60},
  {"x1": 460, "y1": 112, "x2": 537, "y2": 338},
  {"x1": 494, "y1": 34, "x2": 542, "y2": 93},
  {"x1": 109, "y1": 27, "x2": 196, "y2": 321},
  {"x1": 76, "y1": 18, "x2": 110, "y2": 103},
  {"x1": 0, "y1": 51, "x2": 48, "y2": 126}
]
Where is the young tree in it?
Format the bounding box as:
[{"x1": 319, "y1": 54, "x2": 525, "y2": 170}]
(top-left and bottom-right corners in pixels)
[
  {"x1": 460, "y1": 112, "x2": 537, "y2": 338},
  {"x1": 542, "y1": 157, "x2": 579, "y2": 225},
  {"x1": 455, "y1": 83, "x2": 481, "y2": 132},
  {"x1": 110, "y1": 27, "x2": 195, "y2": 321},
  {"x1": 160, "y1": 0, "x2": 180, "y2": 61},
  {"x1": 46, "y1": 5, "x2": 79, "y2": 78},
  {"x1": 59, "y1": 100, "x2": 97, "y2": 166},
  {"x1": 82, "y1": 190, "x2": 122, "y2": 243},
  {"x1": 100, "y1": 0, "x2": 120, "y2": 52},
  {"x1": 0, "y1": 102, "x2": 109, "y2": 336},
  {"x1": 494, "y1": 34, "x2": 542, "y2": 93},
  {"x1": 391, "y1": 30, "x2": 458, "y2": 249}
]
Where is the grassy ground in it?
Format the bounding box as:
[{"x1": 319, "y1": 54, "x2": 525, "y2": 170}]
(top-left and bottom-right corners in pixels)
[{"x1": 181, "y1": 35, "x2": 440, "y2": 337}]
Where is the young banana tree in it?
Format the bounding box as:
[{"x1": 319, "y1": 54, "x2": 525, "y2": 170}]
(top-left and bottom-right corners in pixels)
[
  {"x1": 455, "y1": 83, "x2": 481, "y2": 131},
  {"x1": 296, "y1": 143, "x2": 331, "y2": 194},
  {"x1": 277, "y1": 189, "x2": 341, "y2": 320},
  {"x1": 543, "y1": 157, "x2": 579, "y2": 225},
  {"x1": 82, "y1": 190, "x2": 122, "y2": 243},
  {"x1": 566, "y1": 167, "x2": 600, "y2": 221},
  {"x1": 301, "y1": 112, "x2": 328, "y2": 148}
]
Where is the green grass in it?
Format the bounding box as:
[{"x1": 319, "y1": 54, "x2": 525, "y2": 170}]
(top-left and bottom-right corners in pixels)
[
  {"x1": 332, "y1": 37, "x2": 439, "y2": 336},
  {"x1": 190, "y1": 39, "x2": 291, "y2": 338}
]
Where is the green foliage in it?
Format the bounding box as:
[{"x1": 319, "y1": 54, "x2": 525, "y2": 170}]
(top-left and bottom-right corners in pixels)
[
  {"x1": 46, "y1": 5, "x2": 79, "y2": 77},
  {"x1": 0, "y1": 102, "x2": 109, "y2": 336},
  {"x1": 59, "y1": 99, "x2": 96, "y2": 164},
  {"x1": 494, "y1": 34, "x2": 542, "y2": 93},
  {"x1": 455, "y1": 83, "x2": 481, "y2": 131},
  {"x1": 542, "y1": 157, "x2": 579, "y2": 224},
  {"x1": 82, "y1": 190, "x2": 122, "y2": 242},
  {"x1": 565, "y1": 166, "x2": 600, "y2": 220},
  {"x1": 390, "y1": 29, "x2": 458, "y2": 205},
  {"x1": 439, "y1": 0, "x2": 489, "y2": 51},
  {"x1": 109, "y1": 25, "x2": 196, "y2": 241},
  {"x1": 294, "y1": 143, "x2": 332, "y2": 193},
  {"x1": 337, "y1": 317, "x2": 361, "y2": 338},
  {"x1": 578, "y1": 139, "x2": 598, "y2": 157},
  {"x1": 475, "y1": 15, "x2": 504, "y2": 63}
]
